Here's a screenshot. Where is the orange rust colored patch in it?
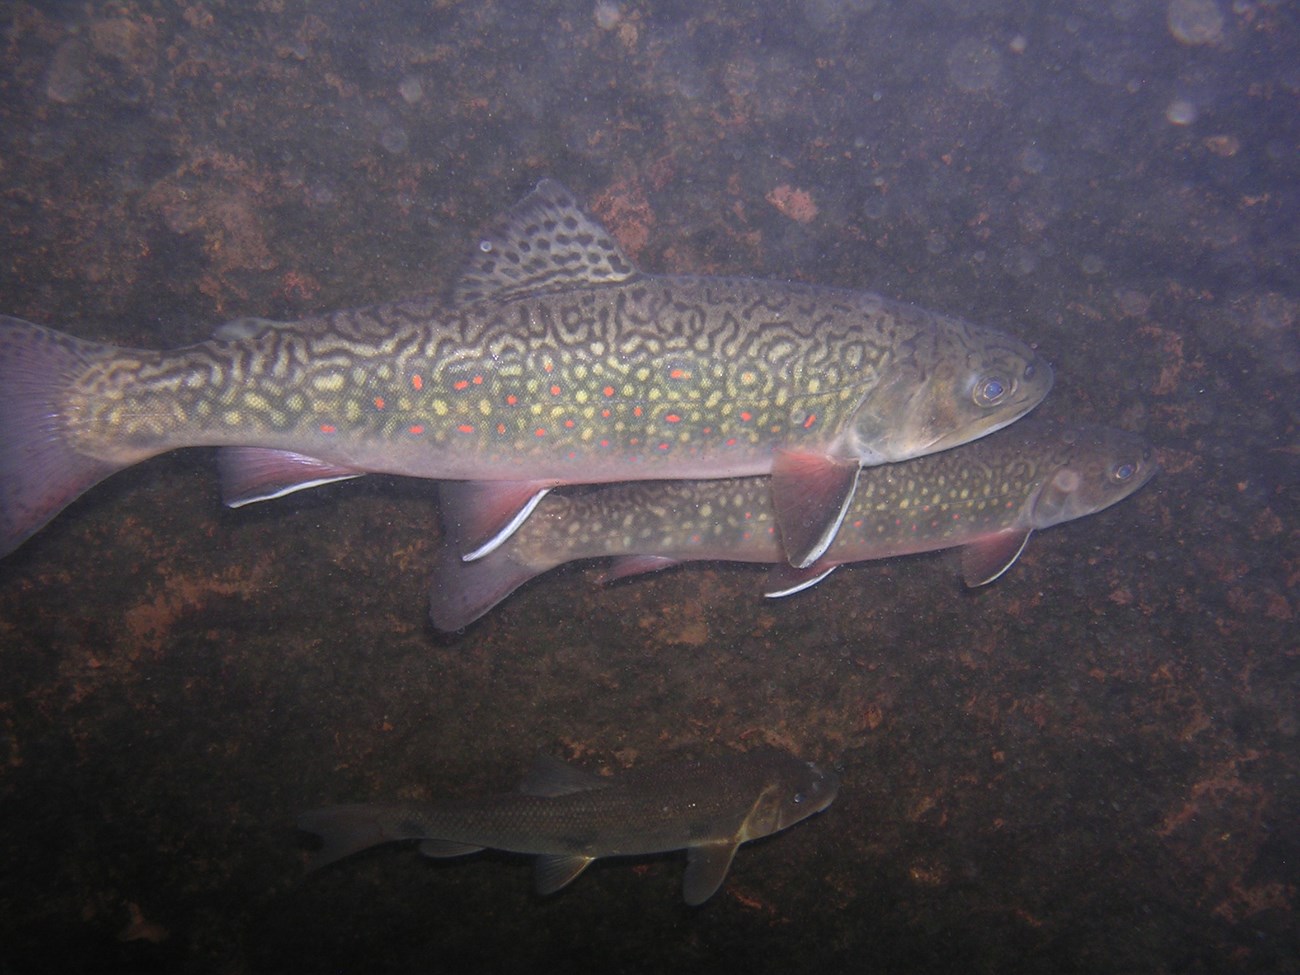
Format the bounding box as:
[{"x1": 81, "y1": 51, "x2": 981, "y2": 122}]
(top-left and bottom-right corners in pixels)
[{"x1": 766, "y1": 184, "x2": 819, "y2": 224}]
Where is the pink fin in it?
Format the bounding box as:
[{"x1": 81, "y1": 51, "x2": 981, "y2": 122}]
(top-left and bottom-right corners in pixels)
[
  {"x1": 0, "y1": 317, "x2": 125, "y2": 557},
  {"x1": 961, "y1": 530, "x2": 1033, "y2": 587},
  {"x1": 770, "y1": 449, "x2": 861, "y2": 569},
  {"x1": 427, "y1": 543, "x2": 545, "y2": 631},
  {"x1": 218, "y1": 447, "x2": 362, "y2": 508},
  {"x1": 598, "y1": 555, "x2": 681, "y2": 584},
  {"x1": 763, "y1": 561, "x2": 838, "y2": 598},
  {"x1": 438, "y1": 479, "x2": 554, "y2": 561}
]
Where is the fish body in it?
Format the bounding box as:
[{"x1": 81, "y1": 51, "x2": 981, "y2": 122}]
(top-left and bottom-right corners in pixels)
[
  {"x1": 429, "y1": 421, "x2": 1157, "y2": 630},
  {"x1": 298, "y1": 746, "x2": 838, "y2": 905},
  {"x1": 0, "y1": 180, "x2": 1051, "y2": 564}
]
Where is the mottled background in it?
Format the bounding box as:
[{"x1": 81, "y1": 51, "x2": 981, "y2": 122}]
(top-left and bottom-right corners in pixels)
[{"x1": 0, "y1": 0, "x2": 1296, "y2": 972}]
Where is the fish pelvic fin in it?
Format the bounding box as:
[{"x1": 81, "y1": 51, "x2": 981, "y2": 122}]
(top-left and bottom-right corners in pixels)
[
  {"x1": 428, "y1": 484, "x2": 562, "y2": 631},
  {"x1": 683, "y1": 839, "x2": 741, "y2": 906},
  {"x1": 439, "y1": 479, "x2": 554, "y2": 562},
  {"x1": 0, "y1": 316, "x2": 126, "y2": 558},
  {"x1": 770, "y1": 448, "x2": 861, "y2": 569},
  {"x1": 218, "y1": 447, "x2": 363, "y2": 507},
  {"x1": 535, "y1": 853, "x2": 597, "y2": 896}
]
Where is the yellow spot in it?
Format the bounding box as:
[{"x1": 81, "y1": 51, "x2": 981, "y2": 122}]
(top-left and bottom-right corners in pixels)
[
  {"x1": 432, "y1": 399, "x2": 448, "y2": 416},
  {"x1": 243, "y1": 392, "x2": 270, "y2": 411},
  {"x1": 478, "y1": 399, "x2": 492, "y2": 416},
  {"x1": 223, "y1": 410, "x2": 242, "y2": 425},
  {"x1": 313, "y1": 373, "x2": 345, "y2": 392},
  {"x1": 287, "y1": 394, "x2": 305, "y2": 411},
  {"x1": 635, "y1": 367, "x2": 650, "y2": 382},
  {"x1": 806, "y1": 378, "x2": 821, "y2": 394}
]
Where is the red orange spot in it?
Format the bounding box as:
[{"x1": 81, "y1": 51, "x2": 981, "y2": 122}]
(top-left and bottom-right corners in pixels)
[
  {"x1": 411, "y1": 374, "x2": 423, "y2": 390},
  {"x1": 603, "y1": 386, "x2": 615, "y2": 397},
  {"x1": 550, "y1": 384, "x2": 561, "y2": 396},
  {"x1": 373, "y1": 396, "x2": 385, "y2": 410},
  {"x1": 601, "y1": 409, "x2": 611, "y2": 418},
  {"x1": 506, "y1": 394, "x2": 518, "y2": 406},
  {"x1": 725, "y1": 438, "x2": 737, "y2": 447},
  {"x1": 633, "y1": 405, "x2": 643, "y2": 417},
  {"x1": 497, "y1": 423, "x2": 506, "y2": 434},
  {"x1": 409, "y1": 424, "x2": 424, "y2": 435},
  {"x1": 600, "y1": 439, "x2": 609, "y2": 447},
  {"x1": 534, "y1": 427, "x2": 546, "y2": 437},
  {"x1": 320, "y1": 424, "x2": 336, "y2": 434},
  {"x1": 453, "y1": 380, "x2": 470, "y2": 391},
  {"x1": 473, "y1": 375, "x2": 483, "y2": 385},
  {"x1": 665, "y1": 414, "x2": 681, "y2": 424},
  {"x1": 458, "y1": 424, "x2": 474, "y2": 434},
  {"x1": 702, "y1": 427, "x2": 712, "y2": 434},
  {"x1": 739, "y1": 411, "x2": 752, "y2": 422},
  {"x1": 669, "y1": 368, "x2": 689, "y2": 380},
  {"x1": 803, "y1": 414, "x2": 817, "y2": 429},
  {"x1": 657, "y1": 442, "x2": 669, "y2": 450},
  {"x1": 564, "y1": 419, "x2": 575, "y2": 428},
  {"x1": 543, "y1": 360, "x2": 554, "y2": 373}
]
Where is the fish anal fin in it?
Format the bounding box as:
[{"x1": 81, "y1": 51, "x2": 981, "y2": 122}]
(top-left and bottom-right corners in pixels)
[
  {"x1": 519, "y1": 753, "x2": 607, "y2": 797},
  {"x1": 534, "y1": 853, "x2": 596, "y2": 895},
  {"x1": 683, "y1": 839, "x2": 741, "y2": 906},
  {"x1": 961, "y1": 529, "x2": 1033, "y2": 587},
  {"x1": 454, "y1": 179, "x2": 639, "y2": 306},
  {"x1": 417, "y1": 839, "x2": 484, "y2": 859},
  {"x1": 770, "y1": 449, "x2": 861, "y2": 569},
  {"x1": 439, "y1": 480, "x2": 554, "y2": 562},
  {"x1": 218, "y1": 447, "x2": 362, "y2": 508},
  {"x1": 763, "y1": 561, "x2": 838, "y2": 598},
  {"x1": 599, "y1": 555, "x2": 681, "y2": 584},
  {"x1": 427, "y1": 544, "x2": 550, "y2": 632}
]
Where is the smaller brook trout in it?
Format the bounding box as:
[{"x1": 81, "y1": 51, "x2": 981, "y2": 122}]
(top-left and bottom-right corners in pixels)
[
  {"x1": 429, "y1": 421, "x2": 1157, "y2": 630},
  {"x1": 298, "y1": 746, "x2": 838, "y2": 905}
]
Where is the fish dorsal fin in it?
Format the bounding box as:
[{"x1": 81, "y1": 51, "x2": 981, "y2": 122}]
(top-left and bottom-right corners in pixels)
[
  {"x1": 453, "y1": 179, "x2": 639, "y2": 306},
  {"x1": 960, "y1": 529, "x2": 1034, "y2": 587},
  {"x1": 535, "y1": 854, "x2": 596, "y2": 895},
  {"x1": 770, "y1": 449, "x2": 861, "y2": 569},
  {"x1": 683, "y1": 839, "x2": 741, "y2": 906},
  {"x1": 519, "y1": 753, "x2": 607, "y2": 797},
  {"x1": 213, "y1": 316, "x2": 294, "y2": 341},
  {"x1": 763, "y1": 561, "x2": 838, "y2": 598}
]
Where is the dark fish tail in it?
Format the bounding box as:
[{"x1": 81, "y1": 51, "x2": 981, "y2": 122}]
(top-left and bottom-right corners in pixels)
[
  {"x1": 0, "y1": 316, "x2": 123, "y2": 557},
  {"x1": 297, "y1": 805, "x2": 423, "y2": 869}
]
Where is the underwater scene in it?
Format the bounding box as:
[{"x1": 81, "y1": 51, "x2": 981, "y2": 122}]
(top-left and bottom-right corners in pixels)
[{"x1": 0, "y1": 0, "x2": 1295, "y2": 971}]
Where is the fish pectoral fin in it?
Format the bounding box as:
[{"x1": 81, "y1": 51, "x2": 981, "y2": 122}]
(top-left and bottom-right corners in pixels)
[
  {"x1": 453, "y1": 179, "x2": 639, "y2": 307},
  {"x1": 438, "y1": 480, "x2": 554, "y2": 562},
  {"x1": 599, "y1": 555, "x2": 681, "y2": 584},
  {"x1": 960, "y1": 529, "x2": 1034, "y2": 587},
  {"x1": 417, "y1": 839, "x2": 484, "y2": 858},
  {"x1": 683, "y1": 839, "x2": 741, "y2": 906},
  {"x1": 763, "y1": 561, "x2": 838, "y2": 598},
  {"x1": 534, "y1": 853, "x2": 596, "y2": 895},
  {"x1": 770, "y1": 449, "x2": 861, "y2": 569},
  {"x1": 519, "y1": 753, "x2": 608, "y2": 797},
  {"x1": 218, "y1": 448, "x2": 364, "y2": 507},
  {"x1": 212, "y1": 316, "x2": 293, "y2": 341}
]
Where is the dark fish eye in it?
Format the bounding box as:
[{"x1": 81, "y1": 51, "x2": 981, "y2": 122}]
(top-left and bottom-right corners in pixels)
[
  {"x1": 1111, "y1": 462, "x2": 1136, "y2": 482},
  {"x1": 973, "y1": 376, "x2": 1008, "y2": 407}
]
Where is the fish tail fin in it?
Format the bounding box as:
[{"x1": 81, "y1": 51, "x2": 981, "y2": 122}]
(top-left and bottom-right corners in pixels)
[
  {"x1": 297, "y1": 805, "x2": 420, "y2": 870},
  {"x1": 0, "y1": 316, "x2": 124, "y2": 557}
]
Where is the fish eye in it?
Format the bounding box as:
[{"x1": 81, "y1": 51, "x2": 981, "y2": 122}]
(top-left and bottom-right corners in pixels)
[
  {"x1": 1111, "y1": 462, "x2": 1136, "y2": 482},
  {"x1": 973, "y1": 375, "x2": 1009, "y2": 408},
  {"x1": 793, "y1": 792, "x2": 806, "y2": 804}
]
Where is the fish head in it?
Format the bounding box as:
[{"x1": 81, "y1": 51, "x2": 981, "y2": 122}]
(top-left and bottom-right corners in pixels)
[
  {"x1": 844, "y1": 317, "x2": 1053, "y2": 464},
  {"x1": 1028, "y1": 425, "x2": 1159, "y2": 528},
  {"x1": 738, "y1": 749, "x2": 841, "y2": 842}
]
